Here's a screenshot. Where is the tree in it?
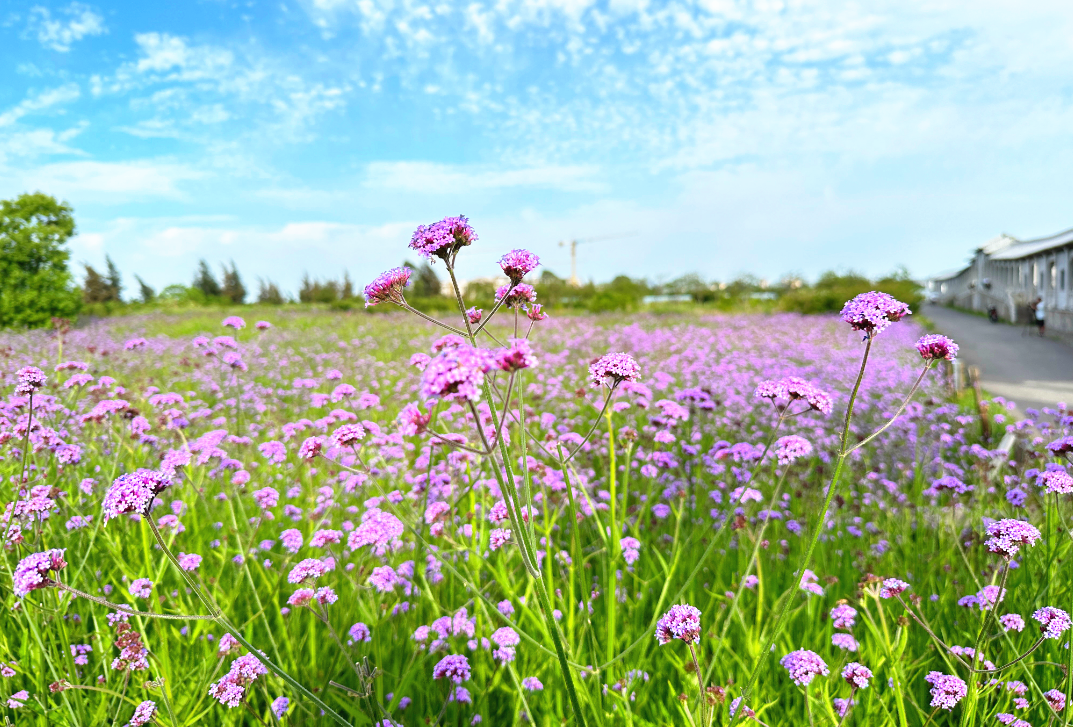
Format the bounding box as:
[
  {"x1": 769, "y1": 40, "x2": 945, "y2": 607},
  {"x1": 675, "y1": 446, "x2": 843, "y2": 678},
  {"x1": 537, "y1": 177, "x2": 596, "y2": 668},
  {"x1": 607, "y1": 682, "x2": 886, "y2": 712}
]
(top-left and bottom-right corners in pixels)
[
  {"x1": 105, "y1": 255, "x2": 123, "y2": 301},
  {"x1": 0, "y1": 192, "x2": 82, "y2": 328},
  {"x1": 83, "y1": 265, "x2": 113, "y2": 304},
  {"x1": 413, "y1": 262, "x2": 441, "y2": 298},
  {"x1": 84, "y1": 255, "x2": 122, "y2": 304},
  {"x1": 193, "y1": 259, "x2": 221, "y2": 298},
  {"x1": 258, "y1": 279, "x2": 284, "y2": 305},
  {"x1": 134, "y1": 275, "x2": 156, "y2": 304},
  {"x1": 221, "y1": 261, "x2": 246, "y2": 304}
]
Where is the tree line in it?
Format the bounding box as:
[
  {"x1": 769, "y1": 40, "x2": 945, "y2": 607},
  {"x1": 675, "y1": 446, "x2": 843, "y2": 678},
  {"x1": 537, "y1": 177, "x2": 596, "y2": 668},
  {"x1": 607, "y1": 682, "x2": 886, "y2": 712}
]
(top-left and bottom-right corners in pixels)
[{"x1": 0, "y1": 192, "x2": 922, "y2": 328}]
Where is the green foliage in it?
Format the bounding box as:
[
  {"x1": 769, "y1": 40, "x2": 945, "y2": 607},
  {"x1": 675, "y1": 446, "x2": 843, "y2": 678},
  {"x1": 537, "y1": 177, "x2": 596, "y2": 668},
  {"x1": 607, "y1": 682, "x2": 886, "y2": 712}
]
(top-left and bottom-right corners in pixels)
[
  {"x1": 192, "y1": 259, "x2": 222, "y2": 298},
  {"x1": 134, "y1": 275, "x2": 156, "y2": 304},
  {"x1": 220, "y1": 261, "x2": 247, "y2": 304},
  {"x1": 83, "y1": 255, "x2": 123, "y2": 305},
  {"x1": 257, "y1": 279, "x2": 285, "y2": 305},
  {"x1": 0, "y1": 192, "x2": 82, "y2": 328},
  {"x1": 777, "y1": 267, "x2": 924, "y2": 315}
]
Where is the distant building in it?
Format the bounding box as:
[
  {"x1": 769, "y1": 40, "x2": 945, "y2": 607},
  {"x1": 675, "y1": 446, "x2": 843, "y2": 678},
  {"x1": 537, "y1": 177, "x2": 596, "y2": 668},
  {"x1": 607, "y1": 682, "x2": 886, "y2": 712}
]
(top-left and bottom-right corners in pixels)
[{"x1": 925, "y1": 227, "x2": 1073, "y2": 332}]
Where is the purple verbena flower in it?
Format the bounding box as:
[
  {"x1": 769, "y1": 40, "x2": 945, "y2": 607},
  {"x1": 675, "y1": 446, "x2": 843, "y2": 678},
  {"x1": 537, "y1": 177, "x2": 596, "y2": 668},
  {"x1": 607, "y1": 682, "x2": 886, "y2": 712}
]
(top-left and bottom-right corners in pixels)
[
  {"x1": 655, "y1": 604, "x2": 701, "y2": 645},
  {"x1": 13, "y1": 549, "x2": 66, "y2": 598},
  {"x1": 879, "y1": 578, "x2": 910, "y2": 599},
  {"x1": 1033, "y1": 607, "x2": 1072, "y2": 639},
  {"x1": 780, "y1": 649, "x2": 829, "y2": 685},
  {"x1": 985, "y1": 519, "x2": 1041, "y2": 558},
  {"x1": 127, "y1": 700, "x2": 157, "y2": 727},
  {"x1": 840, "y1": 291, "x2": 911, "y2": 337},
  {"x1": 103, "y1": 470, "x2": 170, "y2": 522},
  {"x1": 432, "y1": 654, "x2": 471, "y2": 684},
  {"x1": 498, "y1": 250, "x2": 540, "y2": 282},
  {"x1": 420, "y1": 345, "x2": 493, "y2": 402},
  {"x1": 589, "y1": 352, "x2": 641, "y2": 389},
  {"x1": 774, "y1": 435, "x2": 813, "y2": 465},
  {"x1": 841, "y1": 662, "x2": 872, "y2": 689},
  {"x1": 924, "y1": 671, "x2": 967, "y2": 710},
  {"x1": 15, "y1": 366, "x2": 47, "y2": 396},
  {"x1": 364, "y1": 268, "x2": 412, "y2": 307},
  {"x1": 915, "y1": 334, "x2": 959, "y2": 361}
]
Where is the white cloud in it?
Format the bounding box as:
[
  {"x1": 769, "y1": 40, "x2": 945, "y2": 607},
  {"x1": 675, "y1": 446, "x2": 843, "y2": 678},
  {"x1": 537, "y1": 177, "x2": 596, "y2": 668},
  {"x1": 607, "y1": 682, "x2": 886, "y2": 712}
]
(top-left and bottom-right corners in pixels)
[
  {"x1": 0, "y1": 84, "x2": 81, "y2": 127},
  {"x1": 6, "y1": 159, "x2": 204, "y2": 202},
  {"x1": 26, "y1": 2, "x2": 106, "y2": 52},
  {"x1": 362, "y1": 161, "x2": 606, "y2": 194}
]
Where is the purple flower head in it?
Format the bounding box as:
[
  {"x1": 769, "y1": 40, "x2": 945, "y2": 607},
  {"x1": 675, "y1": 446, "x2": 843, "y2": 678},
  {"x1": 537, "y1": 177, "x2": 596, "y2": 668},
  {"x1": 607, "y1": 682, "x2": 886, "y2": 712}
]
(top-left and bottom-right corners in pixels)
[
  {"x1": 103, "y1": 470, "x2": 171, "y2": 522},
  {"x1": 1045, "y1": 689, "x2": 1066, "y2": 712},
  {"x1": 495, "y1": 284, "x2": 537, "y2": 309},
  {"x1": 298, "y1": 436, "x2": 323, "y2": 460},
  {"x1": 879, "y1": 578, "x2": 910, "y2": 599},
  {"x1": 410, "y1": 216, "x2": 477, "y2": 260},
  {"x1": 13, "y1": 549, "x2": 66, "y2": 598},
  {"x1": 348, "y1": 622, "x2": 372, "y2": 643},
  {"x1": 832, "y1": 633, "x2": 858, "y2": 651},
  {"x1": 842, "y1": 662, "x2": 872, "y2": 689},
  {"x1": 466, "y1": 307, "x2": 482, "y2": 324},
  {"x1": 1000, "y1": 614, "x2": 1025, "y2": 632},
  {"x1": 178, "y1": 552, "x2": 202, "y2": 571},
  {"x1": 209, "y1": 654, "x2": 268, "y2": 707},
  {"x1": 348, "y1": 509, "x2": 404, "y2": 554},
  {"x1": 368, "y1": 565, "x2": 400, "y2": 593},
  {"x1": 589, "y1": 352, "x2": 641, "y2": 389},
  {"x1": 924, "y1": 671, "x2": 967, "y2": 710},
  {"x1": 1048, "y1": 436, "x2": 1073, "y2": 456},
  {"x1": 287, "y1": 558, "x2": 330, "y2": 584},
  {"x1": 985, "y1": 519, "x2": 1041, "y2": 558},
  {"x1": 1033, "y1": 607, "x2": 1072, "y2": 639},
  {"x1": 655, "y1": 604, "x2": 701, "y2": 645},
  {"x1": 397, "y1": 402, "x2": 431, "y2": 436},
  {"x1": 840, "y1": 291, "x2": 911, "y2": 337},
  {"x1": 780, "y1": 649, "x2": 829, "y2": 686},
  {"x1": 1039, "y1": 470, "x2": 1073, "y2": 494},
  {"x1": 527, "y1": 303, "x2": 548, "y2": 322},
  {"x1": 222, "y1": 316, "x2": 245, "y2": 330},
  {"x1": 364, "y1": 267, "x2": 412, "y2": 307},
  {"x1": 432, "y1": 654, "x2": 471, "y2": 684},
  {"x1": 915, "y1": 334, "x2": 959, "y2": 361},
  {"x1": 255, "y1": 320, "x2": 271, "y2": 329},
  {"x1": 729, "y1": 697, "x2": 754, "y2": 718},
  {"x1": 332, "y1": 423, "x2": 366, "y2": 447},
  {"x1": 829, "y1": 604, "x2": 857, "y2": 630},
  {"x1": 498, "y1": 249, "x2": 540, "y2": 282},
  {"x1": 271, "y1": 697, "x2": 289, "y2": 719},
  {"x1": 15, "y1": 366, "x2": 47, "y2": 396},
  {"x1": 495, "y1": 338, "x2": 537, "y2": 372},
  {"x1": 127, "y1": 700, "x2": 157, "y2": 727},
  {"x1": 420, "y1": 345, "x2": 493, "y2": 402},
  {"x1": 129, "y1": 578, "x2": 153, "y2": 599},
  {"x1": 774, "y1": 435, "x2": 813, "y2": 465},
  {"x1": 521, "y1": 676, "x2": 543, "y2": 692}
]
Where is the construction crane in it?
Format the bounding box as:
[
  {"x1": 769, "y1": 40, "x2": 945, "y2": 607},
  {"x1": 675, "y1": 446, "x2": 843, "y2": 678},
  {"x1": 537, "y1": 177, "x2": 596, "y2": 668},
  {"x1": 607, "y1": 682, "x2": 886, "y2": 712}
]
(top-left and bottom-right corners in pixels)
[{"x1": 558, "y1": 232, "x2": 636, "y2": 286}]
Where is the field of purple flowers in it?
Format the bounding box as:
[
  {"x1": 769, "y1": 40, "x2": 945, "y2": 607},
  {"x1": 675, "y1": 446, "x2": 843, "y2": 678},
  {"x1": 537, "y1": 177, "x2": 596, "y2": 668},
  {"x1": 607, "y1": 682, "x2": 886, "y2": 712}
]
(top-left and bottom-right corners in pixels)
[{"x1": 3, "y1": 219, "x2": 1073, "y2": 727}]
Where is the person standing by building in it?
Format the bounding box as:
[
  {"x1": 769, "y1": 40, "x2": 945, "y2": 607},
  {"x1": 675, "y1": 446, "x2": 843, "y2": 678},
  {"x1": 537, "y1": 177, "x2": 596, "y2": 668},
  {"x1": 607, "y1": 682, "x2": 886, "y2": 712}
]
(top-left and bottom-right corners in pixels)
[{"x1": 1034, "y1": 296, "x2": 1046, "y2": 336}]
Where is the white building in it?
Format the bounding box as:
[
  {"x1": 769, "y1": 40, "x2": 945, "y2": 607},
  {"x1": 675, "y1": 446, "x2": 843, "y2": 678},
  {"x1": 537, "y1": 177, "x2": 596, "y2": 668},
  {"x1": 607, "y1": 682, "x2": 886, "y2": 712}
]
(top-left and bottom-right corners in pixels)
[{"x1": 925, "y1": 227, "x2": 1073, "y2": 332}]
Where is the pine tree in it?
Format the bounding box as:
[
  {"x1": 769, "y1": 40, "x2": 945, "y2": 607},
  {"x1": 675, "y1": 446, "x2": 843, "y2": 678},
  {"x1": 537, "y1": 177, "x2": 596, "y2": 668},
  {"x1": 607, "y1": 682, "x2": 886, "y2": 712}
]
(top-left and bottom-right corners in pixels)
[
  {"x1": 134, "y1": 275, "x2": 155, "y2": 304},
  {"x1": 257, "y1": 279, "x2": 284, "y2": 304},
  {"x1": 105, "y1": 255, "x2": 122, "y2": 301},
  {"x1": 221, "y1": 261, "x2": 247, "y2": 304},
  {"x1": 83, "y1": 265, "x2": 114, "y2": 304},
  {"x1": 193, "y1": 259, "x2": 221, "y2": 298}
]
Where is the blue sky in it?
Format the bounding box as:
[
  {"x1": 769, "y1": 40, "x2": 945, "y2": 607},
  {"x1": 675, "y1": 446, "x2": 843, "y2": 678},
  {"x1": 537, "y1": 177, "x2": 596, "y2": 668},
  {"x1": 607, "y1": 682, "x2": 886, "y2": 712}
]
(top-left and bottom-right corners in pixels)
[{"x1": 2, "y1": 0, "x2": 1073, "y2": 295}]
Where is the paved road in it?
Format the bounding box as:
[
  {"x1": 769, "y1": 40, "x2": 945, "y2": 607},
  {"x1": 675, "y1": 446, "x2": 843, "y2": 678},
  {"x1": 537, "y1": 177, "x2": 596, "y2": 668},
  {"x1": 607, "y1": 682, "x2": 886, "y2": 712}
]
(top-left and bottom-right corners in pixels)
[{"x1": 925, "y1": 304, "x2": 1073, "y2": 413}]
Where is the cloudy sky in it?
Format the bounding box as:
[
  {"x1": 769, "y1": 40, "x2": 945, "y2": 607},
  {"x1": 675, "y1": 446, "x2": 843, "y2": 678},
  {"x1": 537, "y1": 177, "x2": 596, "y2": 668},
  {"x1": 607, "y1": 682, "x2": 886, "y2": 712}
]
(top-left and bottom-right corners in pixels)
[{"x1": 2, "y1": 0, "x2": 1072, "y2": 295}]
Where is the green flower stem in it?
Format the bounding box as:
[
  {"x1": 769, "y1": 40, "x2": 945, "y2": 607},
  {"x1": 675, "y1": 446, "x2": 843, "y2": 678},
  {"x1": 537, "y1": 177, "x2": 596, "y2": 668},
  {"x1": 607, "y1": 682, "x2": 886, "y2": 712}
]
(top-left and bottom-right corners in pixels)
[{"x1": 730, "y1": 336, "x2": 873, "y2": 725}]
